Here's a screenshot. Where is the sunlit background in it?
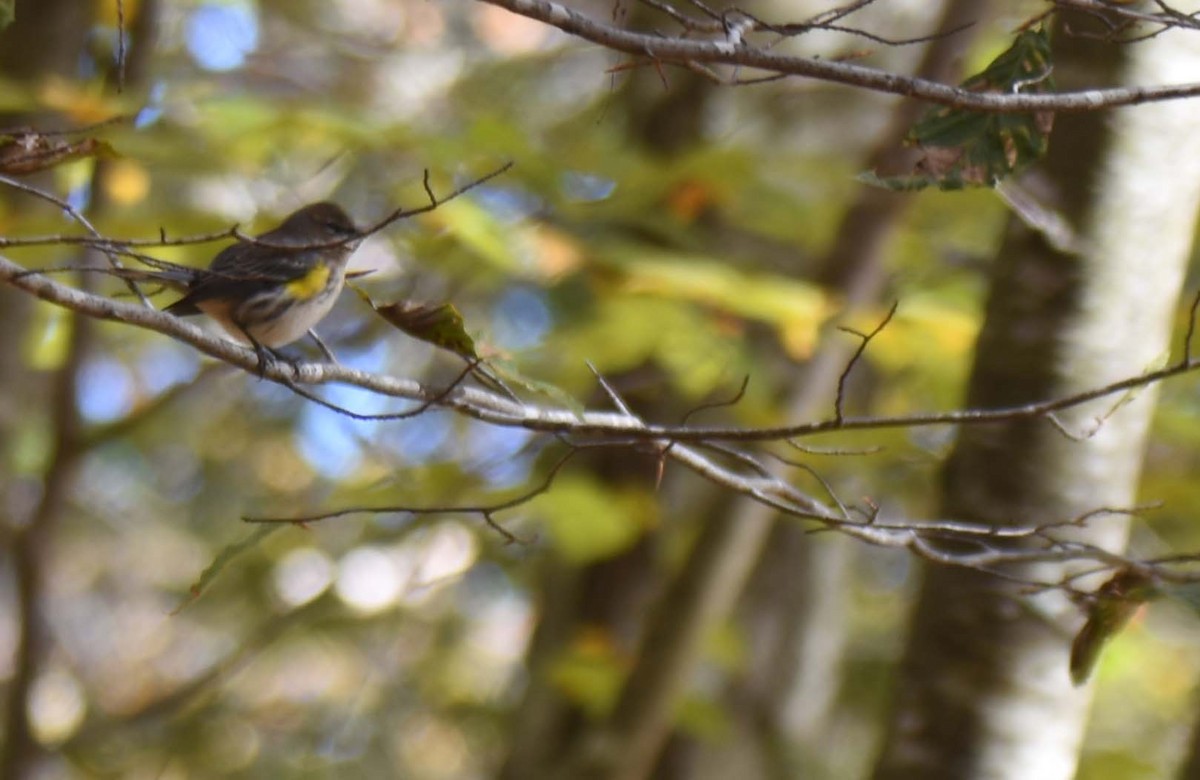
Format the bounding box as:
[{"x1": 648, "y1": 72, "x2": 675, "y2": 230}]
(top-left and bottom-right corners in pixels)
[{"x1": 3, "y1": 1, "x2": 1200, "y2": 778}]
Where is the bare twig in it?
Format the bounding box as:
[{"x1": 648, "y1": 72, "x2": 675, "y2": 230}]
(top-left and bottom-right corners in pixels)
[
  {"x1": 0, "y1": 175, "x2": 152, "y2": 306},
  {"x1": 474, "y1": 0, "x2": 1200, "y2": 112},
  {"x1": 0, "y1": 163, "x2": 514, "y2": 259},
  {"x1": 680, "y1": 375, "x2": 750, "y2": 426},
  {"x1": 244, "y1": 447, "x2": 587, "y2": 543},
  {"x1": 833, "y1": 301, "x2": 897, "y2": 423},
  {"x1": 1184, "y1": 288, "x2": 1200, "y2": 358},
  {"x1": 10, "y1": 251, "x2": 1200, "y2": 449},
  {"x1": 275, "y1": 359, "x2": 480, "y2": 422},
  {"x1": 116, "y1": 0, "x2": 127, "y2": 92},
  {"x1": 588, "y1": 361, "x2": 640, "y2": 418},
  {"x1": 11, "y1": 252, "x2": 1200, "y2": 583}
]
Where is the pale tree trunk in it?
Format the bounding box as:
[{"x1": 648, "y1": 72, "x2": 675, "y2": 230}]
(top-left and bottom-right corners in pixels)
[
  {"x1": 1179, "y1": 690, "x2": 1200, "y2": 778},
  {"x1": 873, "y1": 16, "x2": 1200, "y2": 780}
]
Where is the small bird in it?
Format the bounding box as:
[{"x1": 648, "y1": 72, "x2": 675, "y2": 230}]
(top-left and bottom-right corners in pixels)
[{"x1": 120, "y1": 202, "x2": 363, "y2": 366}]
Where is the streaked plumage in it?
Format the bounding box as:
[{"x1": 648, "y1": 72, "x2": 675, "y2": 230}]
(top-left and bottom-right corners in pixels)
[{"x1": 121, "y1": 202, "x2": 361, "y2": 349}]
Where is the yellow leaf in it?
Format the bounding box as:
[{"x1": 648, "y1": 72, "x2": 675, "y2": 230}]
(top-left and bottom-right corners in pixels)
[
  {"x1": 102, "y1": 158, "x2": 150, "y2": 205},
  {"x1": 615, "y1": 252, "x2": 830, "y2": 359},
  {"x1": 423, "y1": 198, "x2": 524, "y2": 272},
  {"x1": 844, "y1": 298, "x2": 979, "y2": 369},
  {"x1": 38, "y1": 77, "x2": 118, "y2": 125},
  {"x1": 527, "y1": 223, "x2": 584, "y2": 279},
  {"x1": 23, "y1": 303, "x2": 70, "y2": 370}
]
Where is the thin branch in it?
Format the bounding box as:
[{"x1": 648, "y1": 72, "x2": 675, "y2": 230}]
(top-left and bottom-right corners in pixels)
[
  {"x1": 0, "y1": 174, "x2": 151, "y2": 306},
  {"x1": 360, "y1": 162, "x2": 514, "y2": 236},
  {"x1": 116, "y1": 0, "x2": 127, "y2": 92},
  {"x1": 833, "y1": 301, "x2": 897, "y2": 423},
  {"x1": 0, "y1": 163, "x2": 514, "y2": 260},
  {"x1": 244, "y1": 447, "x2": 587, "y2": 543},
  {"x1": 782, "y1": 439, "x2": 882, "y2": 456},
  {"x1": 15, "y1": 250, "x2": 1200, "y2": 582},
  {"x1": 11, "y1": 251, "x2": 1200, "y2": 450},
  {"x1": 1184, "y1": 288, "x2": 1200, "y2": 358},
  {"x1": 638, "y1": 0, "x2": 968, "y2": 47},
  {"x1": 274, "y1": 359, "x2": 480, "y2": 422},
  {"x1": 1051, "y1": 0, "x2": 1200, "y2": 34},
  {"x1": 475, "y1": 0, "x2": 1200, "y2": 112},
  {"x1": 693, "y1": 440, "x2": 775, "y2": 479},
  {"x1": 588, "y1": 360, "x2": 639, "y2": 418},
  {"x1": 680, "y1": 375, "x2": 750, "y2": 426}
]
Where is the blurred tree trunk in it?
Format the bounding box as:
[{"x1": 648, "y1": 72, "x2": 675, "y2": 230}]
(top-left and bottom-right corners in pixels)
[
  {"x1": 0, "y1": 2, "x2": 98, "y2": 777},
  {"x1": 506, "y1": 3, "x2": 997, "y2": 778},
  {"x1": 700, "y1": 3, "x2": 991, "y2": 778},
  {"x1": 872, "y1": 16, "x2": 1200, "y2": 780},
  {"x1": 0, "y1": 0, "x2": 95, "y2": 464},
  {"x1": 499, "y1": 477, "x2": 666, "y2": 780},
  {"x1": 1, "y1": 2, "x2": 156, "y2": 776},
  {"x1": 498, "y1": 6, "x2": 723, "y2": 776}
]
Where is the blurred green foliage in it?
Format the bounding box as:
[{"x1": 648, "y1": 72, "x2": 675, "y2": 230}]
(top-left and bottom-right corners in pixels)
[{"x1": 2, "y1": 2, "x2": 1200, "y2": 779}]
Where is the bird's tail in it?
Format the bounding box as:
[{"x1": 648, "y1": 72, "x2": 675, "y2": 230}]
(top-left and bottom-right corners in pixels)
[
  {"x1": 103, "y1": 264, "x2": 197, "y2": 290},
  {"x1": 19, "y1": 258, "x2": 201, "y2": 291}
]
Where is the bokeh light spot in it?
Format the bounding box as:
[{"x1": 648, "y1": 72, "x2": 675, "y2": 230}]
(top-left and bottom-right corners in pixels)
[
  {"x1": 29, "y1": 668, "x2": 86, "y2": 745},
  {"x1": 492, "y1": 286, "x2": 551, "y2": 350},
  {"x1": 274, "y1": 547, "x2": 335, "y2": 608},
  {"x1": 336, "y1": 547, "x2": 403, "y2": 614},
  {"x1": 561, "y1": 171, "x2": 617, "y2": 202},
  {"x1": 185, "y1": 3, "x2": 259, "y2": 72},
  {"x1": 78, "y1": 357, "x2": 135, "y2": 423}
]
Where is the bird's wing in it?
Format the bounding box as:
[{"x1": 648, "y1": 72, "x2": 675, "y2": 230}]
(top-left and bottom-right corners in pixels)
[
  {"x1": 169, "y1": 243, "x2": 316, "y2": 313},
  {"x1": 206, "y1": 241, "x2": 316, "y2": 281}
]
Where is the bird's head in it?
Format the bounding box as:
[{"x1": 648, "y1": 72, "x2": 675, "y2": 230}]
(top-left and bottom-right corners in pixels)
[{"x1": 280, "y1": 202, "x2": 361, "y2": 242}]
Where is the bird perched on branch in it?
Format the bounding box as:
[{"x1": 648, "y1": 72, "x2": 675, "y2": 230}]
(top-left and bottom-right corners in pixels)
[{"x1": 118, "y1": 202, "x2": 363, "y2": 366}]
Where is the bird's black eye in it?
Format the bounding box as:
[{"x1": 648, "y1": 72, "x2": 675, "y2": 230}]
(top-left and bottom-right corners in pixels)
[{"x1": 324, "y1": 219, "x2": 356, "y2": 235}]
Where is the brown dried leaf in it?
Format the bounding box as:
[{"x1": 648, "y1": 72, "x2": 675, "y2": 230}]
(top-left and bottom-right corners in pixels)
[{"x1": 0, "y1": 132, "x2": 114, "y2": 176}]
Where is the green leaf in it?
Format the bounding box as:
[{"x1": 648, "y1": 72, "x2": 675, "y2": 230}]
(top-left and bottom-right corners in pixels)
[
  {"x1": 431, "y1": 197, "x2": 525, "y2": 272},
  {"x1": 350, "y1": 284, "x2": 483, "y2": 358},
  {"x1": 363, "y1": 295, "x2": 480, "y2": 360},
  {"x1": 548, "y1": 629, "x2": 626, "y2": 718},
  {"x1": 676, "y1": 695, "x2": 731, "y2": 741},
  {"x1": 866, "y1": 27, "x2": 1055, "y2": 191},
  {"x1": 175, "y1": 526, "x2": 282, "y2": 613},
  {"x1": 489, "y1": 357, "x2": 585, "y2": 417},
  {"x1": 351, "y1": 285, "x2": 586, "y2": 413},
  {"x1": 533, "y1": 476, "x2": 652, "y2": 563},
  {"x1": 0, "y1": 0, "x2": 13, "y2": 31},
  {"x1": 1069, "y1": 568, "x2": 1158, "y2": 686}
]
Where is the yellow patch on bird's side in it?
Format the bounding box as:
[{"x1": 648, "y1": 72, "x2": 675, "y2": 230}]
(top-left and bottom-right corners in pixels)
[{"x1": 284, "y1": 264, "x2": 331, "y2": 301}]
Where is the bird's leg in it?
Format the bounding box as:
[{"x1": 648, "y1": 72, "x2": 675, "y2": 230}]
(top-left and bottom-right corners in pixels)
[{"x1": 235, "y1": 324, "x2": 290, "y2": 379}]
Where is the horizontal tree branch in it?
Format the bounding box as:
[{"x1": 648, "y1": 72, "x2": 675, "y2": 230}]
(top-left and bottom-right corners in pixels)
[
  {"x1": 473, "y1": 0, "x2": 1200, "y2": 111},
  {"x1": 10, "y1": 252, "x2": 1200, "y2": 587},
  {"x1": 6, "y1": 251, "x2": 1199, "y2": 448}
]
